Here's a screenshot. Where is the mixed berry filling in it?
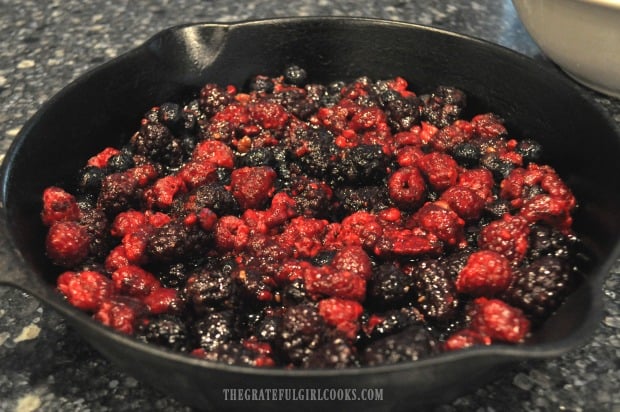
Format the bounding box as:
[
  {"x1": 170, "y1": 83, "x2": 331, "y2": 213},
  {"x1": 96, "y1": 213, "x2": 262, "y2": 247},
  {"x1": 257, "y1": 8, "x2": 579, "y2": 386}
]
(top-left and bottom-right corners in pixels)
[{"x1": 42, "y1": 66, "x2": 586, "y2": 368}]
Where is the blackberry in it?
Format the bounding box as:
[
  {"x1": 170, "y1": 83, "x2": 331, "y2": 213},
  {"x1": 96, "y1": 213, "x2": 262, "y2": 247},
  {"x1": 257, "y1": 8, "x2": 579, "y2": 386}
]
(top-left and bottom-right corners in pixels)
[
  {"x1": 237, "y1": 147, "x2": 277, "y2": 168},
  {"x1": 363, "y1": 307, "x2": 423, "y2": 340},
  {"x1": 409, "y1": 259, "x2": 459, "y2": 322},
  {"x1": 516, "y1": 139, "x2": 543, "y2": 164},
  {"x1": 248, "y1": 75, "x2": 275, "y2": 94},
  {"x1": 310, "y1": 250, "x2": 336, "y2": 267},
  {"x1": 181, "y1": 100, "x2": 200, "y2": 131},
  {"x1": 97, "y1": 172, "x2": 141, "y2": 215},
  {"x1": 180, "y1": 133, "x2": 197, "y2": 158},
  {"x1": 159, "y1": 102, "x2": 182, "y2": 126},
  {"x1": 281, "y1": 278, "x2": 309, "y2": 305},
  {"x1": 295, "y1": 128, "x2": 339, "y2": 180},
  {"x1": 337, "y1": 144, "x2": 390, "y2": 185},
  {"x1": 440, "y1": 247, "x2": 474, "y2": 280},
  {"x1": 451, "y1": 142, "x2": 481, "y2": 167},
  {"x1": 367, "y1": 263, "x2": 413, "y2": 307},
  {"x1": 193, "y1": 183, "x2": 239, "y2": 216},
  {"x1": 233, "y1": 267, "x2": 274, "y2": 303},
  {"x1": 147, "y1": 220, "x2": 212, "y2": 262},
  {"x1": 292, "y1": 179, "x2": 333, "y2": 218},
  {"x1": 421, "y1": 86, "x2": 466, "y2": 128},
  {"x1": 381, "y1": 90, "x2": 421, "y2": 132},
  {"x1": 107, "y1": 152, "x2": 135, "y2": 173},
  {"x1": 157, "y1": 262, "x2": 189, "y2": 289},
  {"x1": 197, "y1": 341, "x2": 273, "y2": 367},
  {"x1": 137, "y1": 314, "x2": 189, "y2": 352},
  {"x1": 503, "y1": 256, "x2": 575, "y2": 320},
  {"x1": 199, "y1": 84, "x2": 232, "y2": 116},
  {"x1": 483, "y1": 199, "x2": 512, "y2": 219},
  {"x1": 362, "y1": 325, "x2": 439, "y2": 366},
  {"x1": 256, "y1": 314, "x2": 282, "y2": 343},
  {"x1": 131, "y1": 123, "x2": 184, "y2": 169},
  {"x1": 184, "y1": 268, "x2": 235, "y2": 314},
  {"x1": 334, "y1": 186, "x2": 391, "y2": 215},
  {"x1": 303, "y1": 337, "x2": 357, "y2": 368},
  {"x1": 77, "y1": 166, "x2": 106, "y2": 195},
  {"x1": 193, "y1": 310, "x2": 234, "y2": 351},
  {"x1": 527, "y1": 224, "x2": 570, "y2": 260},
  {"x1": 279, "y1": 304, "x2": 326, "y2": 365},
  {"x1": 78, "y1": 205, "x2": 111, "y2": 259},
  {"x1": 481, "y1": 153, "x2": 514, "y2": 180},
  {"x1": 283, "y1": 64, "x2": 308, "y2": 86}
]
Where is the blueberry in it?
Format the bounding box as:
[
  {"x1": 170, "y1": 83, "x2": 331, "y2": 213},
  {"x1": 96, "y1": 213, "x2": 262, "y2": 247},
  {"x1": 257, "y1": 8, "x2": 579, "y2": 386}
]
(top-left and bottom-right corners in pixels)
[{"x1": 284, "y1": 65, "x2": 307, "y2": 86}]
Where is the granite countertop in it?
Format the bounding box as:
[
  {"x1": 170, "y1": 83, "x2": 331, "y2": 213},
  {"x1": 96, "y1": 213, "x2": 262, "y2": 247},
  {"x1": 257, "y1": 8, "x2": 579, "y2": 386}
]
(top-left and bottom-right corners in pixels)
[{"x1": 1, "y1": 0, "x2": 619, "y2": 411}]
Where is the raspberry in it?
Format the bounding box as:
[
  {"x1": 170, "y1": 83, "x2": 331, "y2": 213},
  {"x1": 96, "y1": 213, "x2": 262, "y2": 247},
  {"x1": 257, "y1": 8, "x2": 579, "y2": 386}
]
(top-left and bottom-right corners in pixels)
[
  {"x1": 41, "y1": 187, "x2": 80, "y2": 226},
  {"x1": 94, "y1": 297, "x2": 146, "y2": 334},
  {"x1": 502, "y1": 256, "x2": 574, "y2": 320},
  {"x1": 144, "y1": 175, "x2": 187, "y2": 209},
  {"x1": 471, "y1": 113, "x2": 507, "y2": 139},
  {"x1": 214, "y1": 216, "x2": 250, "y2": 251},
  {"x1": 144, "y1": 287, "x2": 180, "y2": 315},
  {"x1": 249, "y1": 101, "x2": 290, "y2": 130},
  {"x1": 456, "y1": 250, "x2": 513, "y2": 296},
  {"x1": 177, "y1": 159, "x2": 218, "y2": 189},
  {"x1": 304, "y1": 267, "x2": 366, "y2": 302},
  {"x1": 519, "y1": 194, "x2": 573, "y2": 231},
  {"x1": 457, "y1": 168, "x2": 495, "y2": 203},
  {"x1": 444, "y1": 329, "x2": 490, "y2": 350},
  {"x1": 87, "y1": 147, "x2": 121, "y2": 168},
  {"x1": 362, "y1": 325, "x2": 439, "y2": 366},
  {"x1": 468, "y1": 297, "x2": 530, "y2": 343},
  {"x1": 387, "y1": 166, "x2": 426, "y2": 209},
  {"x1": 278, "y1": 217, "x2": 328, "y2": 259},
  {"x1": 111, "y1": 210, "x2": 147, "y2": 237},
  {"x1": 439, "y1": 186, "x2": 485, "y2": 221},
  {"x1": 416, "y1": 152, "x2": 459, "y2": 191},
  {"x1": 408, "y1": 259, "x2": 459, "y2": 322},
  {"x1": 409, "y1": 202, "x2": 465, "y2": 246},
  {"x1": 374, "y1": 227, "x2": 442, "y2": 257},
  {"x1": 192, "y1": 139, "x2": 235, "y2": 168},
  {"x1": 335, "y1": 211, "x2": 384, "y2": 250},
  {"x1": 112, "y1": 265, "x2": 161, "y2": 297},
  {"x1": 429, "y1": 121, "x2": 472, "y2": 152},
  {"x1": 331, "y1": 245, "x2": 373, "y2": 280},
  {"x1": 57, "y1": 271, "x2": 114, "y2": 312},
  {"x1": 478, "y1": 214, "x2": 530, "y2": 265},
  {"x1": 46, "y1": 221, "x2": 91, "y2": 267},
  {"x1": 318, "y1": 297, "x2": 363, "y2": 339},
  {"x1": 230, "y1": 166, "x2": 277, "y2": 210}
]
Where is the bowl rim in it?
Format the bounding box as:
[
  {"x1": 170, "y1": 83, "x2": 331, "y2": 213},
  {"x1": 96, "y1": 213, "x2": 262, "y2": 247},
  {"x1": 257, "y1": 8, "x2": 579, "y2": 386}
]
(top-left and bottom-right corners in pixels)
[{"x1": 0, "y1": 16, "x2": 617, "y2": 377}]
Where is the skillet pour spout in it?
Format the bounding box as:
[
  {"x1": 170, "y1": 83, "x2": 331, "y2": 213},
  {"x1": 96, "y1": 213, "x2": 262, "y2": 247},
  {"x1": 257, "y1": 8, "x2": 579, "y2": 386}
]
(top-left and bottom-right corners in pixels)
[{"x1": 1, "y1": 17, "x2": 619, "y2": 411}]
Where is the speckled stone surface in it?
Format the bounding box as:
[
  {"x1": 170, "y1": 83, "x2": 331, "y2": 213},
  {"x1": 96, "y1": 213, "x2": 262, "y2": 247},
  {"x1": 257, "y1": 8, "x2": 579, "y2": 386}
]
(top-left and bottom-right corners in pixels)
[{"x1": 1, "y1": 1, "x2": 619, "y2": 411}]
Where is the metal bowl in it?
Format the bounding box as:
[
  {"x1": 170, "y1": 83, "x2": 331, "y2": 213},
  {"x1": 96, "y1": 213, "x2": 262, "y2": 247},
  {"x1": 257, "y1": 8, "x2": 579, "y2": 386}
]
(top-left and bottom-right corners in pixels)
[{"x1": 1, "y1": 17, "x2": 619, "y2": 411}]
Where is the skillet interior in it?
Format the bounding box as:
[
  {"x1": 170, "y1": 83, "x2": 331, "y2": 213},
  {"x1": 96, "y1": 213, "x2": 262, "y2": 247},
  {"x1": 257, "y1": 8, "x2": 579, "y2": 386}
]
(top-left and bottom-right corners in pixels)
[{"x1": 1, "y1": 17, "x2": 619, "y2": 411}]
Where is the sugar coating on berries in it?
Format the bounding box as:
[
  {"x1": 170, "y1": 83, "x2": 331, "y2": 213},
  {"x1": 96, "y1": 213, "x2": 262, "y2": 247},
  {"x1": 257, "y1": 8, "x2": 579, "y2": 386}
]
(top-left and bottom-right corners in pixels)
[{"x1": 43, "y1": 67, "x2": 583, "y2": 369}]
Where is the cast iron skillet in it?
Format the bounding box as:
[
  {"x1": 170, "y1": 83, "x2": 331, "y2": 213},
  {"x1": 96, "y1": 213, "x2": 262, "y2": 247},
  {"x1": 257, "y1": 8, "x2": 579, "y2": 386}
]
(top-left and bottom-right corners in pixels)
[{"x1": 1, "y1": 17, "x2": 619, "y2": 411}]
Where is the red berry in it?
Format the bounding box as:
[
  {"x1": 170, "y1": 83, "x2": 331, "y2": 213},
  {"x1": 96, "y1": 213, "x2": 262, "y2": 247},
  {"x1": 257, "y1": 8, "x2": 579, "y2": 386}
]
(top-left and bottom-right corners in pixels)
[
  {"x1": 456, "y1": 250, "x2": 513, "y2": 296},
  {"x1": 94, "y1": 297, "x2": 145, "y2": 334},
  {"x1": 331, "y1": 245, "x2": 373, "y2": 280},
  {"x1": 471, "y1": 113, "x2": 507, "y2": 139},
  {"x1": 57, "y1": 271, "x2": 113, "y2": 312},
  {"x1": 304, "y1": 268, "x2": 366, "y2": 302},
  {"x1": 46, "y1": 221, "x2": 91, "y2": 267},
  {"x1": 388, "y1": 166, "x2": 426, "y2": 209},
  {"x1": 111, "y1": 265, "x2": 161, "y2": 297},
  {"x1": 278, "y1": 217, "x2": 328, "y2": 259},
  {"x1": 457, "y1": 168, "x2": 495, "y2": 203},
  {"x1": 519, "y1": 194, "x2": 573, "y2": 232},
  {"x1": 214, "y1": 216, "x2": 250, "y2": 251},
  {"x1": 87, "y1": 147, "x2": 120, "y2": 168},
  {"x1": 110, "y1": 210, "x2": 147, "y2": 237},
  {"x1": 144, "y1": 175, "x2": 187, "y2": 209},
  {"x1": 41, "y1": 187, "x2": 80, "y2": 226},
  {"x1": 416, "y1": 152, "x2": 459, "y2": 191},
  {"x1": 444, "y1": 329, "x2": 491, "y2": 351},
  {"x1": 249, "y1": 101, "x2": 290, "y2": 130},
  {"x1": 469, "y1": 297, "x2": 530, "y2": 343},
  {"x1": 144, "y1": 288, "x2": 180, "y2": 314},
  {"x1": 440, "y1": 186, "x2": 485, "y2": 221},
  {"x1": 479, "y1": 214, "x2": 530, "y2": 265},
  {"x1": 230, "y1": 166, "x2": 277, "y2": 210},
  {"x1": 192, "y1": 139, "x2": 235, "y2": 168},
  {"x1": 409, "y1": 201, "x2": 465, "y2": 246},
  {"x1": 318, "y1": 298, "x2": 364, "y2": 339}
]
